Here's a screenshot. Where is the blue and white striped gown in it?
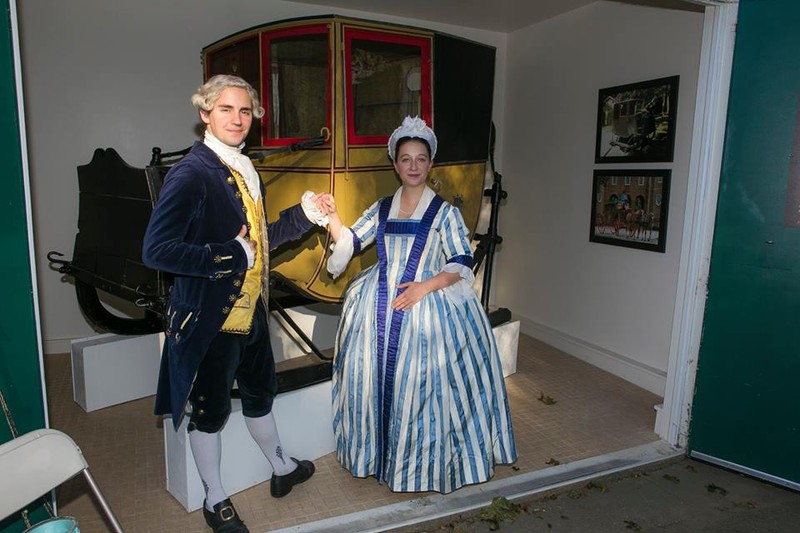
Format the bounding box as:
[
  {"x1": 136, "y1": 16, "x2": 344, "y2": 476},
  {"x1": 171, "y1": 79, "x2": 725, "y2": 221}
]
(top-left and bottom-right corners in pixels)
[{"x1": 332, "y1": 187, "x2": 517, "y2": 493}]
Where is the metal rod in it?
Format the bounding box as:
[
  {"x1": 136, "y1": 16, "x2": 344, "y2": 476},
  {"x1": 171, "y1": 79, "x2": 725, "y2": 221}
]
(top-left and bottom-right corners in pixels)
[
  {"x1": 82, "y1": 470, "x2": 125, "y2": 533},
  {"x1": 268, "y1": 298, "x2": 330, "y2": 360}
]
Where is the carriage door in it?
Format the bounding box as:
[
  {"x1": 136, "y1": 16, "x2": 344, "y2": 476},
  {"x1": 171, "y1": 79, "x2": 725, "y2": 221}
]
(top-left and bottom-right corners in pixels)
[{"x1": 688, "y1": 0, "x2": 800, "y2": 489}]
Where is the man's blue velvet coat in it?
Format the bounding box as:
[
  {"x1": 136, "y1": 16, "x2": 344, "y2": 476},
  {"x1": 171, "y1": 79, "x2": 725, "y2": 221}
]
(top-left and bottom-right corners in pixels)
[{"x1": 142, "y1": 141, "x2": 314, "y2": 429}]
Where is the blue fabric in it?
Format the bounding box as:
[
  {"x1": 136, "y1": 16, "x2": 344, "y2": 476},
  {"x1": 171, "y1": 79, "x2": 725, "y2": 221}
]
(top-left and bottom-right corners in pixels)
[
  {"x1": 377, "y1": 195, "x2": 443, "y2": 481},
  {"x1": 384, "y1": 220, "x2": 419, "y2": 235},
  {"x1": 142, "y1": 141, "x2": 315, "y2": 429},
  {"x1": 447, "y1": 254, "x2": 474, "y2": 269},
  {"x1": 332, "y1": 191, "x2": 517, "y2": 493}
]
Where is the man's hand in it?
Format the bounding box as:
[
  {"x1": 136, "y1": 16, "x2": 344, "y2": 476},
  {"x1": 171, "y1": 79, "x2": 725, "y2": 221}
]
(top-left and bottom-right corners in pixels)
[
  {"x1": 316, "y1": 193, "x2": 337, "y2": 215},
  {"x1": 238, "y1": 224, "x2": 256, "y2": 255}
]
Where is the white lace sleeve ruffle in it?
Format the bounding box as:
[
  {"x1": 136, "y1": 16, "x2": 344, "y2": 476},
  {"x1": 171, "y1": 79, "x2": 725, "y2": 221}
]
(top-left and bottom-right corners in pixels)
[
  {"x1": 440, "y1": 262, "x2": 476, "y2": 305},
  {"x1": 301, "y1": 190, "x2": 330, "y2": 226},
  {"x1": 327, "y1": 226, "x2": 354, "y2": 279}
]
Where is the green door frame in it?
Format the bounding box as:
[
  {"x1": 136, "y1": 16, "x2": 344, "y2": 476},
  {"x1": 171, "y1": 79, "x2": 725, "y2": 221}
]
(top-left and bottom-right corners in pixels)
[{"x1": 0, "y1": 0, "x2": 50, "y2": 530}]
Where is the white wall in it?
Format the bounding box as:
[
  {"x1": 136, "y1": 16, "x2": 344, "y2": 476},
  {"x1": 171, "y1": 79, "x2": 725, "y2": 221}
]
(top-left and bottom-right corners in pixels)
[
  {"x1": 17, "y1": 0, "x2": 506, "y2": 353},
  {"x1": 19, "y1": 0, "x2": 706, "y2": 399},
  {"x1": 497, "y1": 1, "x2": 704, "y2": 395}
]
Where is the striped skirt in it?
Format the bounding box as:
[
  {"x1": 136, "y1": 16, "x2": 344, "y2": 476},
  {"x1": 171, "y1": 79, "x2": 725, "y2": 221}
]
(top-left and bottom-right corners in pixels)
[{"x1": 331, "y1": 265, "x2": 517, "y2": 493}]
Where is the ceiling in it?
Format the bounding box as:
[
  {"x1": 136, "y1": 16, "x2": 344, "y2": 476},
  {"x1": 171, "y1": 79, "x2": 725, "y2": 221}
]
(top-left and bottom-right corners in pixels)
[{"x1": 289, "y1": 0, "x2": 705, "y2": 33}]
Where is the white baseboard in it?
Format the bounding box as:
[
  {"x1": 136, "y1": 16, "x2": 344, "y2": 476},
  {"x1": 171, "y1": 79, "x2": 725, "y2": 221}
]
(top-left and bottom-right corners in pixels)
[{"x1": 516, "y1": 316, "x2": 666, "y2": 397}]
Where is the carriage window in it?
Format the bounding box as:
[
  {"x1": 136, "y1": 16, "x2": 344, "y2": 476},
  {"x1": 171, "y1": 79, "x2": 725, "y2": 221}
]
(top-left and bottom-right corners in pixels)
[
  {"x1": 206, "y1": 36, "x2": 262, "y2": 147},
  {"x1": 345, "y1": 29, "x2": 431, "y2": 145},
  {"x1": 262, "y1": 27, "x2": 329, "y2": 145}
]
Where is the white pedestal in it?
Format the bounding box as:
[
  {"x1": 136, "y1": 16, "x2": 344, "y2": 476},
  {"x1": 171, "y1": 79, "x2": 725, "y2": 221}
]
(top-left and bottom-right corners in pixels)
[
  {"x1": 164, "y1": 380, "x2": 336, "y2": 512},
  {"x1": 494, "y1": 320, "x2": 520, "y2": 377},
  {"x1": 70, "y1": 333, "x2": 162, "y2": 412},
  {"x1": 162, "y1": 311, "x2": 517, "y2": 512}
]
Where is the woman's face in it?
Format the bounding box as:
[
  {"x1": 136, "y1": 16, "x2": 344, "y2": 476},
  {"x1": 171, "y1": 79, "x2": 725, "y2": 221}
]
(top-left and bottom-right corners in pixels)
[{"x1": 393, "y1": 139, "x2": 432, "y2": 188}]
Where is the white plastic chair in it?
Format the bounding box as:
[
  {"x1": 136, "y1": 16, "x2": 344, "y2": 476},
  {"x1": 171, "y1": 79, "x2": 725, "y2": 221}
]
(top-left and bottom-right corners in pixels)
[{"x1": 0, "y1": 428, "x2": 124, "y2": 532}]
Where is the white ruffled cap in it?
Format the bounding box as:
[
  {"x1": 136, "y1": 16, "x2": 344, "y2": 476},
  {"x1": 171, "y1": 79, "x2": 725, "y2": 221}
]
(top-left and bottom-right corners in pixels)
[{"x1": 387, "y1": 116, "x2": 437, "y2": 161}]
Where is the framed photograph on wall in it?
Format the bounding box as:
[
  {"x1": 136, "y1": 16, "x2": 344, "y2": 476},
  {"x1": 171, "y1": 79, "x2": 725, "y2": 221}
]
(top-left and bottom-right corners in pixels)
[
  {"x1": 590, "y1": 169, "x2": 671, "y2": 253},
  {"x1": 595, "y1": 75, "x2": 679, "y2": 163}
]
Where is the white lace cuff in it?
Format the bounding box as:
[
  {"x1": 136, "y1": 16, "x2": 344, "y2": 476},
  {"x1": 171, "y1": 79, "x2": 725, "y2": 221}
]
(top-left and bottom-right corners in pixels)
[
  {"x1": 301, "y1": 190, "x2": 330, "y2": 226},
  {"x1": 235, "y1": 235, "x2": 255, "y2": 269},
  {"x1": 441, "y1": 262, "x2": 476, "y2": 305},
  {"x1": 327, "y1": 227, "x2": 354, "y2": 279}
]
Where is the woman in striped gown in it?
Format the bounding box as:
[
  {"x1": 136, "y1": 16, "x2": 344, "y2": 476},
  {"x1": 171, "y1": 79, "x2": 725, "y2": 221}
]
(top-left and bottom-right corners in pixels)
[{"x1": 323, "y1": 116, "x2": 517, "y2": 493}]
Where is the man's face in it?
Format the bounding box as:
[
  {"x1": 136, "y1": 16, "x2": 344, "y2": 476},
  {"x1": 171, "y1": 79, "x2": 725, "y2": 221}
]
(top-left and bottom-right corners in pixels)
[{"x1": 200, "y1": 87, "x2": 253, "y2": 147}]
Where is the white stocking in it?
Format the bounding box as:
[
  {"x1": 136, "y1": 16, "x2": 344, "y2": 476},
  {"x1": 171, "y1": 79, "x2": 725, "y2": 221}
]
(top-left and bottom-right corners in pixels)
[
  {"x1": 189, "y1": 429, "x2": 226, "y2": 510},
  {"x1": 245, "y1": 412, "x2": 296, "y2": 475}
]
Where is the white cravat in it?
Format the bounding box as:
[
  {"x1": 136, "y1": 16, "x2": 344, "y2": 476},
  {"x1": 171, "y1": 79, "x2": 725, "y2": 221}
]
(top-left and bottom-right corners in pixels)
[
  {"x1": 204, "y1": 131, "x2": 258, "y2": 267},
  {"x1": 203, "y1": 130, "x2": 261, "y2": 201}
]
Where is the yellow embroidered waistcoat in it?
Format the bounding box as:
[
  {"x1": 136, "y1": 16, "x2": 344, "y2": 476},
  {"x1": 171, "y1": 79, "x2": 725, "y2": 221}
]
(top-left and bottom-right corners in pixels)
[{"x1": 221, "y1": 166, "x2": 269, "y2": 334}]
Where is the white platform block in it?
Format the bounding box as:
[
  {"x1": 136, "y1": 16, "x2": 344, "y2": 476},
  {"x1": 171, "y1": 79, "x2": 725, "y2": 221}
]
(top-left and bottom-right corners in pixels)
[
  {"x1": 493, "y1": 320, "x2": 520, "y2": 377},
  {"x1": 163, "y1": 309, "x2": 517, "y2": 512},
  {"x1": 164, "y1": 380, "x2": 336, "y2": 512},
  {"x1": 70, "y1": 333, "x2": 162, "y2": 412}
]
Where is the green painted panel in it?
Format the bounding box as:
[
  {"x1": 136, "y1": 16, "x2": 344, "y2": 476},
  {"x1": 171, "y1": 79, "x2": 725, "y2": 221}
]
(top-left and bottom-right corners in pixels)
[
  {"x1": 689, "y1": 0, "x2": 800, "y2": 484},
  {"x1": 0, "y1": 1, "x2": 49, "y2": 531}
]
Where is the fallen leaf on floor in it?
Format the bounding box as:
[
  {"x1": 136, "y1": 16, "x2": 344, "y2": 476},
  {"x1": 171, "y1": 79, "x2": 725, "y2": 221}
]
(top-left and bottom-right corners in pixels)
[
  {"x1": 546, "y1": 458, "x2": 561, "y2": 466},
  {"x1": 478, "y1": 496, "x2": 523, "y2": 531},
  {"x1": 663, "y1": 474, "x2": 680, "y2": 484},
  {"x1": 586, "y1": 481, "x2": 608, "y2": 492},
  {"x1": 706, "y1": 483, "x2": 728, "y2": 496},
  {"x1": 624, "y1": 519, "x2": 643, "y2": 531},
  {"x1": 567, "y1": 489, "x2": 583, "y2": 500},
  {"x1": 538, "y1": 392, "x2": 557, "y2": 405}
]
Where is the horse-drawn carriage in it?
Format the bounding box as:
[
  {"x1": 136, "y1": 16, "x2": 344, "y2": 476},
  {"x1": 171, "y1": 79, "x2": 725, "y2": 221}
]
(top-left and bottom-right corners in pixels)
[{"x1": 49, "y1": 15, "x2": 506, "y2": 391}]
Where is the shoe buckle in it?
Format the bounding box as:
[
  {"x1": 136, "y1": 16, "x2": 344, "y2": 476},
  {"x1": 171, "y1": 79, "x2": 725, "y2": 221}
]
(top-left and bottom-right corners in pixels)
[{"x1": 219, "y1": 504, "x2": 236, "y2": 521}]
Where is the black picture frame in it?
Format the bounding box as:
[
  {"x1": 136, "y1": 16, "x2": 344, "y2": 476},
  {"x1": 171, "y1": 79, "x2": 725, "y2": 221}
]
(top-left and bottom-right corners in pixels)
[
  {"x1": 590, "y1": 169, "x2": 671, "y2": 253},
  {"x1": 595, "y1": 75, "x2": 679, "y2": 163}
]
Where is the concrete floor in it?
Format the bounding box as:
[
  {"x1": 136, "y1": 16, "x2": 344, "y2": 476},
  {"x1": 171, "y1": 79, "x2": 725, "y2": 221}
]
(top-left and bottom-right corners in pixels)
[
  {"x1": 393, "y1": 456, "x2": 800, "y2": 533},
  {"x1": 47, "y1": 333, "x2": 662, "y2": 532}
]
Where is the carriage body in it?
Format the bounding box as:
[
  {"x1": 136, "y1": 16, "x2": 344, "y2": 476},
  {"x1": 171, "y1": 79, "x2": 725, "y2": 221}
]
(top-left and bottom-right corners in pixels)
[
  {"x1": 54, "y1": 15, "x2": 497, "y2": 334},
  {"x1": 203, "y1": 15, "x2": 496, "y2": 302}
]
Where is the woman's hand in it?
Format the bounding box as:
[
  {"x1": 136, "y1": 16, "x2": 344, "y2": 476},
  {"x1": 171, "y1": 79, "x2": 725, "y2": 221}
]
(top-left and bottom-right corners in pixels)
[
  {"x1": 316, "y1": 193, "x2": 337, "y2": 215},
  {"x1": 317, "y1": 193, "x2": 343, "y2": 242},
  {"x1": 391, "y1": 271, "x2": 463, "y2": 311},
  {"x1": 391, "y1": 281, "x2": 430, "y2": 311}
]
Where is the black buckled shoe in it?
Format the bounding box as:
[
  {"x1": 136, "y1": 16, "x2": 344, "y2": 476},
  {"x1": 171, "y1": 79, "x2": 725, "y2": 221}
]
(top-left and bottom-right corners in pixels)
[
  {"x1": 203, "y1": 498, "x2": 249, "y2": 533},
  {"x1": 270, "y1": 458, "x2": 315, "y2": 498}
]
